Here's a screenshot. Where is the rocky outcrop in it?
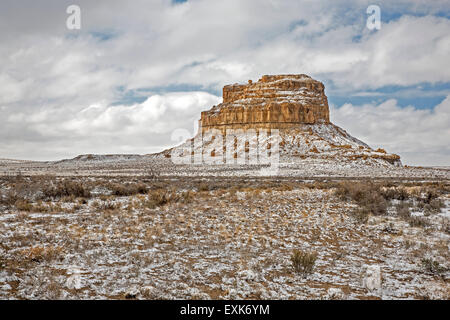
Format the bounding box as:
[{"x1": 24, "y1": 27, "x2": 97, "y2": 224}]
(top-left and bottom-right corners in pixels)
[
  {"x1": 167, "y1": 74, "x2": 401, "y2": 167},
  {"x1": 201, "y1": 74, "x2": 330, "y2": 133}
]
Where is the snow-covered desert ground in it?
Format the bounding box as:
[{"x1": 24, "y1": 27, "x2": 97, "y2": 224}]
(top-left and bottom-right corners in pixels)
[{"x1": 0, "y1": 170, "x2": 448, "y2": 300}]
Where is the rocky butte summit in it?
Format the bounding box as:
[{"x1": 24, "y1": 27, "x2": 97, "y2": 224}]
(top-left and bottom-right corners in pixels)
[{"x1": 164, "y1": 74, "x2": 402, "y2": 169}]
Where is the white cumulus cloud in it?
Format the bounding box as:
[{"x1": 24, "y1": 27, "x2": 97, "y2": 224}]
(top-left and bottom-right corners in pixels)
[{"x1": 331, "y1": 96, "x2": 450, "y2": 166}]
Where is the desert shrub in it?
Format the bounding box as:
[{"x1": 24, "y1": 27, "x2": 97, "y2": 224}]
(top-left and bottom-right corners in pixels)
[
  {"x1": 98, "y1": 201, "x2": 121, "y2": 211},
  {"x1": 150, "y1": 189, "x2": 172, "y2": 206},
  {"x1": 135, "y1": 183, "x2": 149, "y2": 194},
  {"x1": 352, "y1": 208, "x2": 370, "y2": 224},
  {"x1": 180, "y1": 190, "x2": 195, "y2": 203},
  {"x1": 335, "y1": 181, "x2": 373, "y2": 202},
  {"x1": 145, "y1": 167, "x2": 160, "y2": 181},
  {"x1": 335, "y1": 181, "x2": 387, "y2": 216},
  {"x1": 408, "y1": 216, "x2": 430, "y2": 228},
  {"x1": 147, "y1": 188, "x2": 180, "y2": 207},
  {"x1": 141, "y1": 188, "x2": 194, "y2": 208},
  {"x1": 44, "y1": 180, "x2": 91, "y2": 199},
  {"x1": 381, "y1": 187, "x2": 409, "y2": 201},
  {"x1": 443, "y1": 221, "x2": 450, "y2": 235},
  {"x1": 336, "y1": 181, "x2": 448, "y2": 220},
  {"x1": 198, "y1": 183, "x2": 210, "y2": 192},
  {"x1": 360, "y1": 192, "x2": 388, "y2": 216},
  {"x1": 404, "y1": 240, "x2": 416, "y2": 249},
  {"x1": 15, "y1": 200, "x2": 33, "y2": 212},
  {"x1": 2, "y1": 178, "x2": 44, "y2": 202},
  {"x1": 290, "y1": 249, "x2": 318, "y2": 276},
  {"x1": 109, "y1": 183, "x2": 148, "y2": 196},
  {"x1": 276, "y1": 183, "x2": 294, "y2": 191},
  {"x1": 382, "y1": 222, "x2": 399, "y2": 234},
  {"x1": 310, "y1": 146, "x2": 319, "y2": 153},
  {"x1": 417, "y1": 187, "x2": 440, "y2": 204},
  {"x1": 109, "y1": 183, "x2": 129, "y2": 196},
  {"x1": 424, "y1": 199, "x2": 445, "y2": 214},
  {"x1": 395, "y1": 201, "x2": 411, "y2": 218},
  {"x1": 20, "y1": 246, "x2": 64, "y2": 263},
  {"x1": 0, "y1": 190, "x2": 19, "y2": 207},
  {"x1": 408, "y1": 186, "x2": 444, "y2": 216},
  {"x1": 421, "y1": 258, "x2": 447, "y2": 276},
  {"x1": 305, "y1": 181, "x2": 336, "y2": 190}
]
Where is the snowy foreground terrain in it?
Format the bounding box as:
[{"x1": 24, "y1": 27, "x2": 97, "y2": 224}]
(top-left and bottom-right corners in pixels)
[{"x1": 0, "y1": 162, "x2": 449, "y2": 299}]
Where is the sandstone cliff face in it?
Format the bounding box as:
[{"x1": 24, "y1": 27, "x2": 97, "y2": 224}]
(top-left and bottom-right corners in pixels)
[{"x1": 201, "y1": 74, "x2": 330, "y2": 133}]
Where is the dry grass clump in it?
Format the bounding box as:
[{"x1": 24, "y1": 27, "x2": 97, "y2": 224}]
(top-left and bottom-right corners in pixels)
[
  {"x1": 309, "y1": 146, "x2": 319, "y2": 153},
  {"x1": 411, "y1": 186, "x2": 444, "y2": 209},
  {"x1": 92, "y1": 200, "x2": 122, "y2": 211},
  {"x1": 43, "y1": 180, "x2": 91, "y2": 199},
  {"x1": 395, "y1": 201, "x2": 411, "y2": 219},
  {"x1": 148, "y1": 189, "x2": 175, "y2": 207},
  {"x1": 443, "y1": 221, "x2": 450, "y2": 235},
  {"x1": 145, "y1": 188, "x2": 195, "y2": 208},
  {"x1": 335, "y1": 181, "x2": 387, "y2": 218},
  {"x1": 0, "y1": 190, "x2": 19, "y2": 207},
  {"x1": 381, "y1": 186, "x2": 409, "y2": 201},
  {"x1": 352, "y1": 208, "x2": 370, "y2": 224},
  {"x1": 336, "y1": 181, "x2": 446, "y2": 224},
  {"x1": 19, "y1": 246, "x2": 64, "y2": 263},
  {"x1": 14, "y1": 199, "x2": 34, "y2": 212},
  {"x1": 421, "y1": 258, "x2": 447, "y2": 276},
  {"x1": 197, "y1": 182, "x2": 210, "y2": 192},
  {"x1": 0, "y1": 177, "x2": 45, "y2": 207},
  {"x1": 109, "y1": 182, "x2": 148, "y2": 196},
  {"x1": 422, "y1": 199, "x2": 445, "y2": 215},
  {"x1": 408, "y1": 216, "x2": 430, "y2": 228},
  {"x1": 290, "y1": 249, "x2": 318, "y2": 277}
]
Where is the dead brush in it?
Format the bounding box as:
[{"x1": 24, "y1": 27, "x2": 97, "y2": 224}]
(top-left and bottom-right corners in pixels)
[
  {"x1": 335, "y1": 181, "x2": 387, "y2": 217},
  {"x1": 421, "y1": 258, "x2": 447, "y2": 277},
  {"x1": 99, "y1": 201, "x2": 121, "y2": 211},
  {"x1": 43, "y1": 180, "x2": 91, "y2": 199},
  {"x1": 423, "y1": 199, "x2": 445, "y2": 215},
  {"x1": 0, "y1": 189, "x2": 19, "y2": 207},
  {"x1": 19, "y1": 246, "x2": 64, "y2": 263},
  {"x1": 443, "y1": 221, "x2": 450, "y2": 235},
  {"x1": 109, "y1": 182, "x2": 148, "y2": 196},
  {"x1": 0, "y1": 255, "x2": 5, "y2": 270},
  {"x1": 148, "y1": 189, "x2": 175, "y2": 207},
  {"x1": 197, "y1": 182, "x2": 210, "y2": 192},
  {"x1": 351, "y1": 207, "x2": 370, "y2": 224},
  {"x1": 145, "y1": 188, "x2": 194, "y2": 208},
  {"x1": 408, "y1": 216, "x2": 430, "y2": 228},
  {"x1": 276, "y1": 183, "x2": 294, "y2": 191},
  {"x1": 14, "y1": 199, "x2": 34, "y2": 212},
  {"x1": 395, "y1": 201, "x2": 411, "y2": 218},
  {"x1": 290, "y1": 249, "x2": 318, "y2": 277},
  {"x1": 381, "y1": 186, "x2": 410, "y2": 201},
  {"x1": 179, "y1": 190, "x2": 195, "y2": 203}
]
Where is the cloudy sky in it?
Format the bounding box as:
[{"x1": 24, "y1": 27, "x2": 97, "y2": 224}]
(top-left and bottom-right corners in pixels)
[{"x1": 0, "y1": 0, "x2": 449, "y2": 165}]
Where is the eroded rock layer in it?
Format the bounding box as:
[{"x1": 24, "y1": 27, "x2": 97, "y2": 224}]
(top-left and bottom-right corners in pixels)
[{"x1": 201, "y1": 74, "x2": 330, "y2": 133}]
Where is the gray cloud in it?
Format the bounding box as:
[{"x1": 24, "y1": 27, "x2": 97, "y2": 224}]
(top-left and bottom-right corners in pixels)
[
  {"x1": 331, "y1": 96, "x2": 450, "y2": 166},
  {"x1": 0, "y1": 0, "x2": 449, "y2": 163}
]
